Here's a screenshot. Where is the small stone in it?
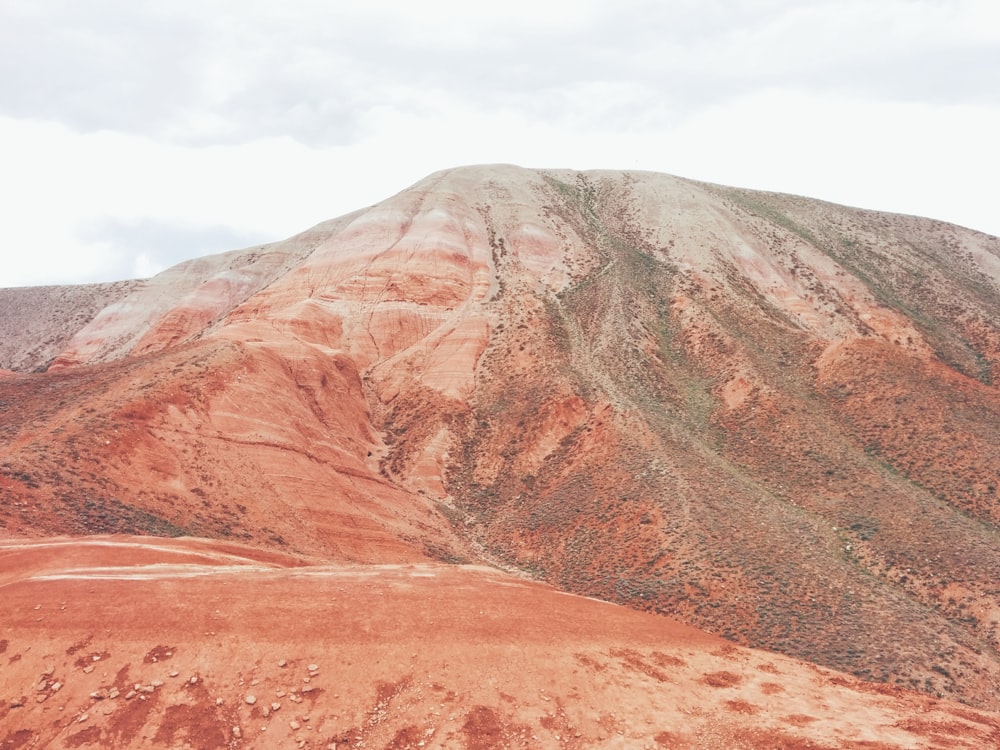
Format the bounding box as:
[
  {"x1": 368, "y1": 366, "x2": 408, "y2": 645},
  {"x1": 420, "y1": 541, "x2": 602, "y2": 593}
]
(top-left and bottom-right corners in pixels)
[
  {"x1": 245, "y1": 695, "x2": 257, "y2": 705},
  {"x1": 42, "y1": 666, "x2": 54, "y2": 675},
  {"x1": 232, "y1": 727, "x2": 242, "y2": 739},
  {"x1": 36, "y1": 681, "x2": 48, "y2": 692},
  {"x1": 262, "y1": 707, "x2": 270, "y2": 718},
  {"x1": 78, "y1": 713, "x2": 89, "y2": 723},
  {"x1": 216, "y1": 697, "x2": 224, "y2": 705},
  {"x1": 90, "y1": 690, "x2": 106, "y2": 700},
  {"x1": 251, "y1": 678, "x2": 260, "y2": 686},
  {"x1": 92, "y1": 655, "x2": 101, "y2": 662},
  {"x1": 290, "y1": 720, "x2": 301, "y2": 731},
  {"x1": 82, "y1": 666, "x2": 95, "y2": 674},
  {"x1": 275, "y1": 690, "x2": 286, "y2": 698},
  {"x1": 151, "y1": 680, "x2": 164, "y2": 688},
  {"x1": 36, "y1": 694, "x2": 47, "y2": 703},
  {"x1": 301, "y1": 686, "x2": 314, "y2": 693},
  {"x1": 271, "y1": 702, "x2": 281, "y2": 712},
  {"x1": 125, "y1": 690, "x2": 136, "y2": 700},
  {"x1": 189, "y1": 676, "x2": 199, "y2": 685},
  {"x1": 307, "y1": 664, "x2": 318, "y2": 672},
  {"x1": 9, "y1": 699, "x2": 25, "y2": 709},
  {"x1": 278, "y1": 659, "x2": 288, "y2": 668},
  {"x1": 51, "y1": 682, "x2": 62, "y2": 693},
  {"x1": 109, "y1": 688, "x2": 120, "y2": 699},
  {"x1": 142, "y1": 685, "x2": 155, "y2": 694},
  {"x1": 169, "y1": 671, "x2": 179, "y2": 678}
]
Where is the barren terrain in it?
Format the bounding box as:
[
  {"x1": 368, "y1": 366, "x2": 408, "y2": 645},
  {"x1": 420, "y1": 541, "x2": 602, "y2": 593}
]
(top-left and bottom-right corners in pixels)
[
  {"x1": 3, "y1": 165, "x2": 1000, "y2": 746},
  {"x1": 3, "y1": 536, "x2": 999, "y2": 749}
]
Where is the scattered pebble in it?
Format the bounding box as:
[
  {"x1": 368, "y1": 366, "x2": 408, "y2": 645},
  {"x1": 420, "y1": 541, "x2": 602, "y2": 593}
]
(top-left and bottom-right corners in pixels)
[
  {"x1": 109, "y1": 688, "x2": 120, "y2": 699},
  {"x1": 82, "y1": 666, "x2": 95, "y2": 674},
  {"x1": 216, "y1": 697, "x2": 224, "y2": 706},
  {"x1": 278, "y1": 659, "x2": 288, "y2": 668},
  {"x1": 245, "y1": 695, "x2": 257, "y2": 705},
  {"x1": 307, "y1": 664, "x2": 318, "y2": 672},
  {"x1": 77, "y1": 713, "x2": 88, "y2": 723},
  {"x1": 271, "y1": 702, "x2": 281, "y2": 711},
  {"x1": 290, "y1": 720, "x2": 301, "y2": 731},
  {"x1": 189, "y1": 676, "x2": 199, "y2": 685}
]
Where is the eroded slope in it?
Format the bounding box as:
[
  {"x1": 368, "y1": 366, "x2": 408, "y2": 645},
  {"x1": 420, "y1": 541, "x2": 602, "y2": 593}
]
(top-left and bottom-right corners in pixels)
[{"x1": 2, "y1": 165, "x2": 1000, "y2": 710}]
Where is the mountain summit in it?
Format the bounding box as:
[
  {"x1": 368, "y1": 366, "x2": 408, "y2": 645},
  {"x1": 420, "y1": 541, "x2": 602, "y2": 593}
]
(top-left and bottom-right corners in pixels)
[{"x1": 2, "y1": 165, "x2": 1000, "y2": 746}]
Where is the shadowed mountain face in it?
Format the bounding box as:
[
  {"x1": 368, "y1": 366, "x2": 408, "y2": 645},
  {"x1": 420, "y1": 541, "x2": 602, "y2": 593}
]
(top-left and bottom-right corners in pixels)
[{"x1": 2, "y1": 165, "x2": 1000, "y2": 724}]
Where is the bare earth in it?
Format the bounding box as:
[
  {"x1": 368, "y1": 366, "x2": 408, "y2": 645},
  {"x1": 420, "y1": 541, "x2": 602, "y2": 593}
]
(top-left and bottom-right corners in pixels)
[
  {"x1": 3, "y1": 536, "x2": 999, "y2": 749},
  {"x1": 2, "y1": 165, "x2": 1000, "y2": 747}
]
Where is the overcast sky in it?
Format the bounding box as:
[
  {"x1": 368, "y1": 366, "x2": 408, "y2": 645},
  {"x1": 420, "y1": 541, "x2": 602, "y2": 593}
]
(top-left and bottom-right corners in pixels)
[{"x1": 1, "y1": 0, "x2": 998, "y2": 287}]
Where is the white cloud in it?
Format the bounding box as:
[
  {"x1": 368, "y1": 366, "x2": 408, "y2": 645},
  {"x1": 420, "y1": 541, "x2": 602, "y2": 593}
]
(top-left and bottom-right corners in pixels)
[{"x1": 0, "y1": 0, "x2": 998, "y2": 286}]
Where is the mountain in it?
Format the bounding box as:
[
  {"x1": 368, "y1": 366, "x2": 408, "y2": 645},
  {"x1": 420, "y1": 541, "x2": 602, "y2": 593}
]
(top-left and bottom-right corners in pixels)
[{"x1": 2, "y1": 165, "x2": 1000, "y2": 747}]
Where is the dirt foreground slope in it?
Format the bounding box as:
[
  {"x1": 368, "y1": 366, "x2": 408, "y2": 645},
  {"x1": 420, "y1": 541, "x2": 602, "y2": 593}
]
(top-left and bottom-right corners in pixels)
[{"x1": 2, "y1": 536, "x2": 999, "y2": 750}]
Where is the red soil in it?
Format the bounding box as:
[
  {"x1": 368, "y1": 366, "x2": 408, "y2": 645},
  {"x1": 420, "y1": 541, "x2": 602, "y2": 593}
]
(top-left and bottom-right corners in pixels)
[
  {"x1": 2, "y1": 536, "x2": 998, "y2": 749},
  {"x1": 2, "y1": 165, "x2": 1000, "y2": 744}
]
